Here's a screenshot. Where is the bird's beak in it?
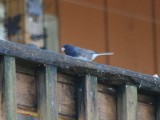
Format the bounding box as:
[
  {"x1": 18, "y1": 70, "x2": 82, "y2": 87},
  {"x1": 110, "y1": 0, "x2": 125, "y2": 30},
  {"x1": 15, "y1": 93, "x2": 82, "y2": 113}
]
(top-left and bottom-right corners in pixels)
[{"x1": 61, "y1": 47, "x2": 65, "y2": 51}]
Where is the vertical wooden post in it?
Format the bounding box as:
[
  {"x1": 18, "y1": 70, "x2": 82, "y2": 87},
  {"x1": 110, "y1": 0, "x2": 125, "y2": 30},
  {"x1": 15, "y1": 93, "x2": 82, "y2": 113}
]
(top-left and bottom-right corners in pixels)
[
  {"x1": 44, "y1": 15, "x2": 59, "y2": 52},
  {"x1": 37, "y1": 65, "x2": 58, "y2": 120},
  {"x1": 3, "y1": 56, "x2": 17, "y2": 120},
  {"x1": 78, "y1": 75, "x2": 98, "y2": 120},
  {"x1": 44, "y1": 0, "x2": 59, "y2": 52},
  {"x1": 117, "y1": 85, "x2": 137, "y2": 120},
  {"x1": 0, "y1": 57, "x2": 3, "y2": 120}
]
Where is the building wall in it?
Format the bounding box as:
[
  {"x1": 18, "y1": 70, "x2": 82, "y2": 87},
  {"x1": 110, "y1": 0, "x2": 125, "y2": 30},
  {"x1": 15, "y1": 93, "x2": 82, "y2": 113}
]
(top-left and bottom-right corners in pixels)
[
  {"x1": 5, "y1": 0, "x2": 159, "y2": 75},
  {"x1": 4, "y1": 0, "x2": 159, "y2": 75},
  {"x1": 53, "y1": 0, "x2": 160, "y2": 75},
  {"x1": 155, "y1": 0, "x2": 160, "y2": 75}
]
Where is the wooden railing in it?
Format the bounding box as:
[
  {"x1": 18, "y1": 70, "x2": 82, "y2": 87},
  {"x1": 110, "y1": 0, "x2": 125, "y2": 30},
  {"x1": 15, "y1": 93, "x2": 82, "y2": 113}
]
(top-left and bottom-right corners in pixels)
[{"x1": 0, "y1": 40, "x2": 159, "y2": 120}]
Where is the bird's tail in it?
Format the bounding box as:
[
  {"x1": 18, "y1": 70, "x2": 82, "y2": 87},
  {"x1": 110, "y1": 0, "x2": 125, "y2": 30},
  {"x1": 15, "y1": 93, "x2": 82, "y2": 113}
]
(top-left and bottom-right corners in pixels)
[
  {"x1": 91, "y1": 52, "x2": 114, "y2": 60},
  {"x1": 96, "y1": 52, "x2": 114, "y2": 56}
]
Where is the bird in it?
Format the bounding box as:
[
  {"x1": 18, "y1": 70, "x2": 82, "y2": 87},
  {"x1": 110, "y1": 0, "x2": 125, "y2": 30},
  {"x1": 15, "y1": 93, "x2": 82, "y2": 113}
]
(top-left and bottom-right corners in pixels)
[{"x1": 61, "y1": 44, "x2": 114, "y2": 61}]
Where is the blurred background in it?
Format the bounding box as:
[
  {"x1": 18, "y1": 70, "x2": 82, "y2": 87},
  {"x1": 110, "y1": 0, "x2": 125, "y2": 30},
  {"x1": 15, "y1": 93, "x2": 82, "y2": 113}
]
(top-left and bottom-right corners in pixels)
[{"x1": 0, "y1": 0, "x2": 159, "y2": 119}]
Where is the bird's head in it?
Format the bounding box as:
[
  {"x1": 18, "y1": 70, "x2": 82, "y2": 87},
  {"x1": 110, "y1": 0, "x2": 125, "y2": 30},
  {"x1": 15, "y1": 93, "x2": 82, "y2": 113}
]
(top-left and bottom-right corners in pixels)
[{"x1": 61, "y1": 44, "x2": 74, "y2": 52}]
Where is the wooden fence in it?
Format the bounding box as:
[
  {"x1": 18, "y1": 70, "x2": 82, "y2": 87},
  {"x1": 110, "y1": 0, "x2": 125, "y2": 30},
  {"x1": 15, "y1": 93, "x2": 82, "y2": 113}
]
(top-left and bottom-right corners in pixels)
[{"x1": 0, "y1": 40, "x2": 159, "y2": 120}]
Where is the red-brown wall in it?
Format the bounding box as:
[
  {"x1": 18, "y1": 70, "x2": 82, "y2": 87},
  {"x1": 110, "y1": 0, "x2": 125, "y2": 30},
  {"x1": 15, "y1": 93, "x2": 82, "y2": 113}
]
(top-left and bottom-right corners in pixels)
[{"x1": 45, "y1": 0, "x2": 160, "y2": 75}]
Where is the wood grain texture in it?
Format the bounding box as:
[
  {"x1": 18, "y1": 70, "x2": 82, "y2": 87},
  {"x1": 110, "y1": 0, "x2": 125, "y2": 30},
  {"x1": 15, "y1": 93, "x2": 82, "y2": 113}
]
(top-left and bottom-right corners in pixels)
[
  {"x1": 138, "y1": 102, "x2": 155, "y2": 120},
  {"x1": 138, "y1": 94, "x2": 155, "y2": 104},
  {"x1": 44, "y1": 0, "x2": 57, "y2": 15},
  {"x1": 107, "y1": 0, "x2": 155, "y2": 74},
  {"x1": 117, "y1": 85, "x2": 137, "y2": 120},
  {"x1": 37, "y1": 66, "x2": 58, "y2": 120},
  {"x1": 97, "y1": 92, "x2": 116, "y2": 120},
  {"x1": 43, "y1": 0, "x2": 60, "y2": 53},
  {"x1": 16, "y1": 63, "x2": 36, "y2": 76},
  {"x1": 0, "y1": 57, "x2": 4, "y2": 119},
  {"x1": 78, "y1": 75, "x2": 98, "y2": 120},
  {"x1": 98, "y1": 84, "x2": 116, "y2": 95},
  {"x1": 1, "y1": 58, "x2": 155, "y2": 120},
  {"x1": 98, "y1": 86, "x2": 116, "y2": 120},
  {"x1": 138, "y1": 94, "x2": 155, "y2": 120},
  {"x1": 16, "y1": 73, "x2": 37, "y2": 111},
  {"x1": 14, "y1": 71, "x2": 157, "y2": 120},
  {"x1": 155, "y1": 0, "x2": 160, "y2": 74},
  {"x1": 3, "y1": 56, "x2": 17, "y2": 120},
  {"x1": 16, "y1": 72, "x2": 77, "y2": 119},
  {"x1": 57, "y1": 74, "x2": 75, "y2": 85},
  {"x1": 58, "y1": 82, "x2": 76, "y2": 117},
  {"x1": 44, "y1": 0, "x2": 60, "y2": 52},
  {"x1": 59, "y1": 115, "x2": 76, "y2": 120}
]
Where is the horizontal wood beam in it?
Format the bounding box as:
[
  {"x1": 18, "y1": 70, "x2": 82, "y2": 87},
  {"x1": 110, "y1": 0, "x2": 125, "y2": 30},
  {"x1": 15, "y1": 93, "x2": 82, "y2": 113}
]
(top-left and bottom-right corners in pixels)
[{"x1": 0, "y1": 40, "x2": 159, "y2": 94}]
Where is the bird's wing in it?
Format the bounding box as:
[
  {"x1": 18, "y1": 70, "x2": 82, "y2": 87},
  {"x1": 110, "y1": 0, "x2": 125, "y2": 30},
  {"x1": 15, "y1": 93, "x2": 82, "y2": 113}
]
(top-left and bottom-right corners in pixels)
[{"x1": 73, "y1": 47, "x2": 95, "y2": 56}]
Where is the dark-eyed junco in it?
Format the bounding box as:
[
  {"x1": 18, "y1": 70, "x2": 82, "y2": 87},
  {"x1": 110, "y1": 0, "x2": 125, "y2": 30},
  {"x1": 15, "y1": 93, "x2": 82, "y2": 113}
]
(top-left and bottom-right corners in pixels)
[{"x1": 61, "y1": 44, "x2": 114, "y2": 61}]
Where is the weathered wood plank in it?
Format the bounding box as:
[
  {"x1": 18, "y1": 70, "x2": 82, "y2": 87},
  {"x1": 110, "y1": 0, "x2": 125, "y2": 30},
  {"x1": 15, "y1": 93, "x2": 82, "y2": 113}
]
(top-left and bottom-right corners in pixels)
[
  {"x1": 138, "y1": 94, "x2": 155, "y2": 104},
  {"x1": 138, "y1": 102, "x2": 155, "y2": 120},
  {"x1": 3, "y1": 56, "x2": 17, "y2": 120},
  {"x1": 0, "y1": 57, "x2": 4, "y2": 119},
  {"x1": 15, "y1": 70, "x2": 156, "y2": 120},
  {"x1": 98, "y1": 92, "x2": 117, "y2": 120},
  {"x1": 15, "y1": 68, "x2": 156, "y2": 120},
  {"x1": 58, "y1": 82, "x2": 76, "y2": 117},
  {"x1": 44, "y1": 15, "x2": 60, "y2": 52},
  {"x1": 138, "y1": 94, "x2": 155, "y2": 120},
  {"x1": 59, "y1": 115, "x2": 76, "y2": 120},
  {"x1": 16, "y1": 72, "x2": 76, "y2": 119},
  {"x1": 16, "y1": 63, "x2": 36, "y2": 75},
  {"x1": 0, "y1": 40, "x2": 159, "y2": 94},
  {"x1": 117, "y1": 85, "x2": 137, "y2": 120},
  {"x1": 98, "y1": 84, "x2": 116, "y2": 95},
  {"x1": 107, "y1": 0, "x2": 154, "y2": 74},
  {"x1": 37, "y1": 65, "x2": 58, "y2": 120},
  {"x1": 57, "y1": 74, "x2": 75, "y2": 85},
  {"x1": 78, "y1": 75, "x2": 98, "y2": 120},
  {"x1": 16, "y1": 73, "x2": 37, "y2": 111},
  {"x1": 17, "y1": 81, "x2": 77, "y2": 119}
]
